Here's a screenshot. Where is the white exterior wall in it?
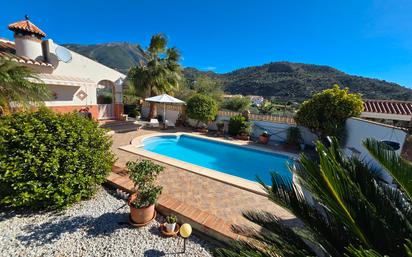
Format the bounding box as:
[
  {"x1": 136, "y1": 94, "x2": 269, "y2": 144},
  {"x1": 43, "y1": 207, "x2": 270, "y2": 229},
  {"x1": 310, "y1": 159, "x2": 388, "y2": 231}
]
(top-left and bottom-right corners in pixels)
[
  {"x1": 14, "y1": 37, "x2": 43, "y2": 60},
  {"x1": 44, "y1": 84, "x2": 97, "y2": 107},
  {"x1": 47, "y1": 40, "x2": 125, "y2": 83},
  {"x1": 344, "y1": 117, "x2": 407, "y2": 183},
  {"x1": 251, "y1": 121, "x2": 317, "y2": 145},
  {"x1": 208, "y1": 116, "x2": 318, "y2": 145},
  {"x1": 344, "y1": 117, "x2": 407, "y2": 159},
  {"x1": 43, "y1": 40, "x2": 125, "y2": 105}
]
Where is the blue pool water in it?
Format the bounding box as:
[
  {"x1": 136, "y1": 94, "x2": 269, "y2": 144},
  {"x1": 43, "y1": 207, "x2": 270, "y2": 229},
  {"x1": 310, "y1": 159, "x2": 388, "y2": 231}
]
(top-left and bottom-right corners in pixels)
[{"x1": 142, "y1": 135, "x2": 293, "y2": 184}]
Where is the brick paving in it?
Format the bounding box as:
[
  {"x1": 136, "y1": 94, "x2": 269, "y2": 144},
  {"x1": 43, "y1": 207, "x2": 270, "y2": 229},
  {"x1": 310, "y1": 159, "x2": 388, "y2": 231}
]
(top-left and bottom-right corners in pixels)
[{"x1": 109, "y1": 129, "x2": 298, "y2": 239}]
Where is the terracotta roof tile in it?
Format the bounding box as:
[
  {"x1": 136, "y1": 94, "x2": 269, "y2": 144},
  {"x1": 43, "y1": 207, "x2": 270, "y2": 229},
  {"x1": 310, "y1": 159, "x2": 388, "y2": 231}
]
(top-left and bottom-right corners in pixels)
[
  {"x1": 0, "y1": 40, "x2": 52, "y2": 67},
  {"x1": 0, "y1": 51, "x2": 53, "y2": 67},
  {"x1": 0, "y1": 40, "x2": 15, "y2": 53},
  {"x1": 364, "y1": 99, "x2": 412, "y2": 116},
  {"x1": 8, "y1": 20, "x2": 46, "y2": 37}
]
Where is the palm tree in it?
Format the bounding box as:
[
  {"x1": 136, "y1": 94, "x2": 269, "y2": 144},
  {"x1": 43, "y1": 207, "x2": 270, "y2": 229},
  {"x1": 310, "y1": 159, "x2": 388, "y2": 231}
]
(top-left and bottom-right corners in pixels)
[
  {"x1": 214, "y1": 138, "x2": 412, "y2": 257},
  {"x1": 127, "y1": 34, "x2": 182, "y2": 119},
  {"x1": 0, "y1": 58, "x2": 50, "y2": 115}
]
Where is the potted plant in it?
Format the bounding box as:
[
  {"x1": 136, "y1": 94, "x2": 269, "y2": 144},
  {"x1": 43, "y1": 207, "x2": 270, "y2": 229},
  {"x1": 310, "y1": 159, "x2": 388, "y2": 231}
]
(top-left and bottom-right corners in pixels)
[
  {"x1": 237, "y1": 122, "x2": 252, "y2": 140},
  {"x1": 127, "y1": 160, "x2": 164, "y2": 225},
  {"x1": 228, "y1": 115, "x2": 245, "y2": 137},
  {"x1": 165, "y1": 214, "x2": 177, "y2": 232},
  {"x1": 286, "y1": 126, "x2": 302, "y2": 149},
  {"x1": 128, "y1": 108, "x2": 140, "y2": 119},
  {"x1": 216, "y1": 121, "x2": 225, "y2": 135},
  {"x1": 259, "y1": 131, "x2": 270, "y2": 144}
]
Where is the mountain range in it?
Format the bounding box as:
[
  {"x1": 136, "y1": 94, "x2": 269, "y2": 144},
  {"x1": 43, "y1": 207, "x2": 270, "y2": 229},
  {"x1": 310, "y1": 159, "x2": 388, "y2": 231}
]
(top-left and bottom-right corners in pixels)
[
  {"x1": 64, "y1": 42, "x2": 412, "y2": 101},
  {"x1": 64, "y1": 42, "x2": 146, "y2": 74}
]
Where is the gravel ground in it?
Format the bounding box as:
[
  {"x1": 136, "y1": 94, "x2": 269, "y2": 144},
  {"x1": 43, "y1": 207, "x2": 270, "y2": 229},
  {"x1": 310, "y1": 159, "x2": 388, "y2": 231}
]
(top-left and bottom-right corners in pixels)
[{"x1": 0, "y1": 188, "x2": 215, "y2": 257}]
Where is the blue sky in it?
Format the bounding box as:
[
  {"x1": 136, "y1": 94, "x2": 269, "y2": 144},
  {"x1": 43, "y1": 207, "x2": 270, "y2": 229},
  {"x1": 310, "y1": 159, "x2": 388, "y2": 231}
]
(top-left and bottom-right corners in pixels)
[{"x1": 2, "y1": 0, "x2": 412, "y2": 88}]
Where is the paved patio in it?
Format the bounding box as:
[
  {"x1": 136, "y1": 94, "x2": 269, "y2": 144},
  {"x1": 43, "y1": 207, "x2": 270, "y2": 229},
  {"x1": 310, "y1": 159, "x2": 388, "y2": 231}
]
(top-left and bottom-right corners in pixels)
[{"x1": 109, "y1": 128, "x2": 299, "y2": 240}]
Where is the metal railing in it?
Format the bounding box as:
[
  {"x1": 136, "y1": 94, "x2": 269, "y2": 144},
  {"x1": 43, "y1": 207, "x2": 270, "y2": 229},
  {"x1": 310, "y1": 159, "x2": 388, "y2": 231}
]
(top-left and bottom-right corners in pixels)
[{"x1": 142, "y1": 102, "x2": 296, "y2": 125}]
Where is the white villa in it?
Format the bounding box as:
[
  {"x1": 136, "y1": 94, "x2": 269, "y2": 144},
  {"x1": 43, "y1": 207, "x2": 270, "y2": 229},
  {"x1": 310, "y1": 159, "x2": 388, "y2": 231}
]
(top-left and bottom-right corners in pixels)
[{"x1": 0, "y1": 17, "x2": 125, "y2": 120}]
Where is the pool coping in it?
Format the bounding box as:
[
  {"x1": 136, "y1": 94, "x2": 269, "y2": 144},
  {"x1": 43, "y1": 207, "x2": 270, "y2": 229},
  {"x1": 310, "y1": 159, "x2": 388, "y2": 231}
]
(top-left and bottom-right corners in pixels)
[{"x1": 120, "y1": 132, "x2": 298, "y2": 196}]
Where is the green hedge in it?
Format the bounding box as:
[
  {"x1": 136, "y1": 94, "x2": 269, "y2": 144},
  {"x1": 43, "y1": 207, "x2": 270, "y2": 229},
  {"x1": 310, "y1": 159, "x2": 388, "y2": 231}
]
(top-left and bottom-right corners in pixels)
[{"x1": 0, "y1": 108, "x2": 115, "y2": 209}]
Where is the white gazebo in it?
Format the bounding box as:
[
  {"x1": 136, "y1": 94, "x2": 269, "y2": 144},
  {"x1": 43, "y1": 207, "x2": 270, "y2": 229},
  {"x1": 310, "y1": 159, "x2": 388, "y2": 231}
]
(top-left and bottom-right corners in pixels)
[{"x1": 145, "y1": 94, "x2": 186, "y2": 127}]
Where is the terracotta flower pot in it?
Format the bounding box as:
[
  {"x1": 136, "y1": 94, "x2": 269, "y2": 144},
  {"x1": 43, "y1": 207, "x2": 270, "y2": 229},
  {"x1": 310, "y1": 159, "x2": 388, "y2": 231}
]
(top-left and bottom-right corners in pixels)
[
  {"x1": 128, "y1": 193, "x2": 155, "y2": 225},
  {"x1": 259, "y1": 135, "x2": 269, "y2": 144}
]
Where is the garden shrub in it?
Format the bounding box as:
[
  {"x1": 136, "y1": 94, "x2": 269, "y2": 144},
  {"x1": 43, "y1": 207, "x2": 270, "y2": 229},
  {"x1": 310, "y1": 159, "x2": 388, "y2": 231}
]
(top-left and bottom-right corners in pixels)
[
  {"x1": 0, "y1": 108, "x2": 115, "y2": 209},
  {"x1": 295, "y1": 84, "x2": 363, "y2": 141},
  {"x1": 286, "y1": 126, "x2": 302, "y2": 146},
  {"x1": 228, "y1": 114, "x2": 250, "y2": 136},
  {"x1": 221, "y1": 96, "x2": 250, "y2": 112},
  {"x1": 187, "y1": 94, "x2": 218, "y2": 127},
  {"x1": 128, "y1": 108, "x2": 140, "y2": 118}
]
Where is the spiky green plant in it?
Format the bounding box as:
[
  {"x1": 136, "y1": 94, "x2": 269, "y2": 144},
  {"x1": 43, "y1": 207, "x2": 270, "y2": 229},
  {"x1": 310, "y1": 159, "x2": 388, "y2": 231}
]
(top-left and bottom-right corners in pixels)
[
  {"x1": 363, "y1": 138, "x2": 412, "y2": 199},
  {"x1": 214, "y1": 137, "x2": 412, "y2": 257},
  {"x1": 0, "y1": 58, "x2": 50, "y2": 114},
  {"x1": 126, "y1": 34, "x2": 182, "y2": 118}
]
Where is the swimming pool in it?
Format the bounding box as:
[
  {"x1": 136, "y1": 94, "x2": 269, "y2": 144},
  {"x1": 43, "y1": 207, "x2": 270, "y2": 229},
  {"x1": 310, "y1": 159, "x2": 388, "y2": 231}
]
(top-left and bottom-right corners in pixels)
[{"x1": 141, "y1": 134, "x2": 293, "y2": 184}]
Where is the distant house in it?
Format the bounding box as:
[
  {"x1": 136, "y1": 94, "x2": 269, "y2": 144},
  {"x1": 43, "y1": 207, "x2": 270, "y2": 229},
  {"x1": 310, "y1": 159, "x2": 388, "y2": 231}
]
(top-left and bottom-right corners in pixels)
[
  {"x1": 361, "y1": 99, "x2": 412, "y2": 129},
  {"x1": 247, "y1": 95, "x2": 264, "y2": 106},
  {"x1": 0, "y1": 17, "x2": 125, "y2": 120},
  {"x1": 223, "y1": 94, "x2": 265, "y2": 107},
  {"x1": 223, "y1": 94, "x2": 243, "y2": 99}
]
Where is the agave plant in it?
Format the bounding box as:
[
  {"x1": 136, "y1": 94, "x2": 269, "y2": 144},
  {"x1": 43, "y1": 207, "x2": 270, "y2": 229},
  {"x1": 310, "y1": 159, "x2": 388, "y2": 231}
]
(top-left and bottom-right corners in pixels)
[{"x1": 214, "y1": 137, "x2": 412, "y2": 257}]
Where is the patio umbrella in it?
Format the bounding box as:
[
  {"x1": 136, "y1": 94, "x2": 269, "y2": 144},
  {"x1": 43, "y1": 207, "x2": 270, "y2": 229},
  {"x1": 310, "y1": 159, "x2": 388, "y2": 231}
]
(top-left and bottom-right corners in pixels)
[{"x1": 144, "y1": 94, "x2": 186, "y2": 124}]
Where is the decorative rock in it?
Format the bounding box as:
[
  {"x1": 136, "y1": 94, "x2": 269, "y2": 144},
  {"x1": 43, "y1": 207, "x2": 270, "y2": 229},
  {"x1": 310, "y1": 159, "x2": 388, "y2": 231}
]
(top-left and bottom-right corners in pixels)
[{"x1": 0, "y1": 187, "x2": 213, "y2": 257}]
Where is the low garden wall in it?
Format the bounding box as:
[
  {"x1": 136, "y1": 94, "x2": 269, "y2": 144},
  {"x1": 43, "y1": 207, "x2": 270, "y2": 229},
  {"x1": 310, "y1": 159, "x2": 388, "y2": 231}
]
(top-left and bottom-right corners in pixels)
[
  {"x1": 210, "y1": 112, "x2": 317, "y2": 146},
  {"x1": 141, "y1": 102, "x2": 408, "y2": 157},
  {"x1": 344, "y1": 117, "x2": 407, "y2": 159}
]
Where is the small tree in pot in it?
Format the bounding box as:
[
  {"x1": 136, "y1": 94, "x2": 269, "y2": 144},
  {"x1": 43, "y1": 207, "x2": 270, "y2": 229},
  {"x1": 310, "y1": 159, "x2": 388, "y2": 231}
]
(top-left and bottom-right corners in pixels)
[
  {"x1": 295, "y1": 84, "x2": 363, "y2": 143},
  {"x1": 187, "y1": 94, "x2": 218, "y2": 132},
  {"x1": 127, "y1": 160, "x2": 164, "y2": 225}
]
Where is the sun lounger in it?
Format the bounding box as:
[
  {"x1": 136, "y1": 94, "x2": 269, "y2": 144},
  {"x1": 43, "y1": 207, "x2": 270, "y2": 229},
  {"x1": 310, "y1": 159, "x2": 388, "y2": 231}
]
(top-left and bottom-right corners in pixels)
[
  {"x1": 149, "y1": 118, "x2": 160, "y2": 128},
  {"x1": 165, "y1": 120, "x2": 175, "y2": 128}
]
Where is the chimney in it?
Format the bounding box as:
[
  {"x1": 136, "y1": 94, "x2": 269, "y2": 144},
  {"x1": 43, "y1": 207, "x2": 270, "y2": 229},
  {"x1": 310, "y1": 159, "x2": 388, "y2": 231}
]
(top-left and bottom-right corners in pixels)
[
  {"x1": 42, "y1": 39, "x2": 53, "y2": 63},
  {"x1": 8, "y1": 15, "x2": 47, "y2": 61}
]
